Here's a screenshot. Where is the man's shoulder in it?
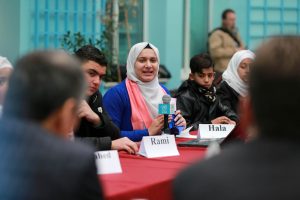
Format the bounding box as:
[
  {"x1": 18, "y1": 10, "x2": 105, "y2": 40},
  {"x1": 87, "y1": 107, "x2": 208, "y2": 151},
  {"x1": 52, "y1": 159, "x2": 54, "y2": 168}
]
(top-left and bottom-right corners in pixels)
[
  {"x1": 209, "y1": 28, "x2": 227, "y2": 37},
  {"x1": 0, "y1": 119, "x2": 100, "y2": 200},
  {"x1": 175, "y1": 138, "x2": 297, "y2": 183},
  {"x1": 174, "y1": 139, "x2": 300, "y2": 199},
  {"x1": 0, "y1": 118, "x2": 95, "y2": 160},
  {"x1": 173, "y1": 142, "x2": 246, "y2": 199}
]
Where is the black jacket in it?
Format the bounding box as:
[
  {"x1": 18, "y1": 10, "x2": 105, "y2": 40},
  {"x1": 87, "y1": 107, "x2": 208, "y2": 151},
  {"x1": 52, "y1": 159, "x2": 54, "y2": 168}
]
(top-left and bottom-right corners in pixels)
[
  {"x1": 175, "y1": 80, "x2": 238, "y2": 131},
  {"x1": 174, "y1": 137, "x2": 300, "y2": 200},
  {"x1": 217, "y1": 81, "x2": 240, "y2": 114},
  {"x1": 0, "y1": 118, "x2": 103, "y2": 200},
  {"x1": 75, "y1": 90, "x2": 120, "y2": 151}
]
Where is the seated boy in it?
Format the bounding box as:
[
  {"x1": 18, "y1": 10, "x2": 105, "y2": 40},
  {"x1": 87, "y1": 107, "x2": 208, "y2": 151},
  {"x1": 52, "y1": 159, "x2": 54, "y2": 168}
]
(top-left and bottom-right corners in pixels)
[{"x1": 175, "y1": 53, "x2": 237, "y2": 131}]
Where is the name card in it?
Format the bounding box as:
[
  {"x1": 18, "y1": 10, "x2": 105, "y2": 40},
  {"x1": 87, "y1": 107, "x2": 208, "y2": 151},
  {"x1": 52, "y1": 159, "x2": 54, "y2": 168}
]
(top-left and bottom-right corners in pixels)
[
  {"x1": 95, "y1": 150, "x2": 122, "y2": 175},
  {"x1": 158, "y1": 98, "x2": 177, "y2": 114},
  {"x1": 198, "y1": 124, "x2": 235, "y2": 139},
  {"x1": 138, "y1": 135, "x2": 179, "y2": 158}
]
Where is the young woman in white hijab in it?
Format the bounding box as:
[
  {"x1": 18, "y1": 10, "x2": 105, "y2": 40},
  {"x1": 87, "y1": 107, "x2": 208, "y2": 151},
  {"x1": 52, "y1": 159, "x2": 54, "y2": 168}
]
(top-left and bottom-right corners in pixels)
[
  {"x1": 217, "y1": 50, "x2": 255, "y2": 116},
  {"x1": 0, "y1": 56, "x2": 13, "y2": 116},
  {"x1": 103, "y1": 42, "x2": 186, "y2": 142}
]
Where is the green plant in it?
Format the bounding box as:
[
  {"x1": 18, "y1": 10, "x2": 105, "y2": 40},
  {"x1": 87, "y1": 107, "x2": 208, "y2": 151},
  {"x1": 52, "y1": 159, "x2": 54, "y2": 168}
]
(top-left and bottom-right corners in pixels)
[
  {"x1": 60, "y1": 31, "x2": 118, "y2": 82},
  {"x1": 60, "y1": 0, "x2": 140, "y2": 82},
  {"x1": 61, "y1": 31, "x2": 101, "y2": 52}
]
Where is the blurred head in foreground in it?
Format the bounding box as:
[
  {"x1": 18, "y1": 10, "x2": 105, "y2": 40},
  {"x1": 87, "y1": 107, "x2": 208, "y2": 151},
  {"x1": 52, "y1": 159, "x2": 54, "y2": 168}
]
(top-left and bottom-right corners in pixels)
[
  {"x1": 3, "y1": 51, "x2": 86, "y2": 138},
  {"x1": 246, "y1": 35, "x2": 300, "y2": 139}
]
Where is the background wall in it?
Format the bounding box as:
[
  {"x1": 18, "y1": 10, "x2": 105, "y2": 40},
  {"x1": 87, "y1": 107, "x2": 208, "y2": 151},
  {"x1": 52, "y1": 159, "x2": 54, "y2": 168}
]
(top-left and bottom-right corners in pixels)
[
  {"x1": 190, "y1": 0, "x2": 209, "y2": 55},
  {"x1": 1, "y1": 0, "x2": 300, "y2": 91},
  {"x1": 0, "y1": 0, "x2": 21, "y2": 63},
  {"x1": 148, "y1": 0, "x2": 184, "y2": 89}
]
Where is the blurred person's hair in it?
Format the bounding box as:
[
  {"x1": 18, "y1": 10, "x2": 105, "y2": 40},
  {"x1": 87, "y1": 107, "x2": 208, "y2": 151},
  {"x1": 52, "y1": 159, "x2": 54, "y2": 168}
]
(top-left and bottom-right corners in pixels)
[
  {"x1": 222, "y1": 9, "x2": 235, "y2": 20},
  {"x1": 190, "y1": 53, "x2": 214, "y2": 74},
  {"x1": 75, "y1": 45, "x2": 108, "y2": 67},
  {"x1": 3, "y1": 51, "x2": 86, "y2": 121},
  {"x1": 250, "y1": 35, "x2": 300, "y2": 137}
]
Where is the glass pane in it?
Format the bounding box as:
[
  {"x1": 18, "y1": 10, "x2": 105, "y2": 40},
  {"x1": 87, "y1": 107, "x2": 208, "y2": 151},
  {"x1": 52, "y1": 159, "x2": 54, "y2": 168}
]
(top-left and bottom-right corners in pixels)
[
  {"x1": 251, "y1": 0, "x2": 264, "y2": 7},
  {"x1": 250, "y1": 9, "x2": 265, "y2": 21},
  {"x1": 284, "y1": 10, "x2": 298, "y2": 23},
  {"x1": 283, "y1": 24, "x2": 298, "y2": 33},
  {"x1": 267, "y1": 0, "x2": 281, "y2": 7},
  {"x1": 284, "y1": 0, "x2": 298, "y2": 8},
  {"x1": 266, "y1": 24, "x2": 281, "y2": 35},
  {"x1": 250, "y1": 24, "x2": 265, "y2": 36},
  {"x1": 267, "y1": 10, "x2": 281, "y2": 22},
  {"x1": 249, "y1": 38, "x2": 264, "y2": 50}
]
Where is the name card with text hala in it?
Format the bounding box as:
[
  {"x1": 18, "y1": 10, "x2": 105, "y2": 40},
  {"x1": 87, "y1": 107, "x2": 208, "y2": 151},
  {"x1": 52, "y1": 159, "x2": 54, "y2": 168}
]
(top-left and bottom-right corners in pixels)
[
  {"x1": 198, "y1": 124, "x2": 235, "y2": 139},
  {"x1": 138, "y1": 135, "x2": 179, "y2": 158},
  {"x1": 95, "y1": 150, "x2": 122, "y2": 175}
]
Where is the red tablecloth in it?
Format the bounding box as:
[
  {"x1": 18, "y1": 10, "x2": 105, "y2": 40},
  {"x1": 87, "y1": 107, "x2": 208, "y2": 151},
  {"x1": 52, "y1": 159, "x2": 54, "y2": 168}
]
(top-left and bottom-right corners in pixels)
[{"x1": 99, "y1": 137, "x2": 206, "y2": 200}]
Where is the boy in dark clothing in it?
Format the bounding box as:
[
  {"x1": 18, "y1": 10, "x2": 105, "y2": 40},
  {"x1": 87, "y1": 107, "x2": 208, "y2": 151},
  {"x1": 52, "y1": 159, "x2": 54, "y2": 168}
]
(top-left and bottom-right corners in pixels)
[
  {"x1": 74, "y1": 45, "x2": 138, "y2": 154},
  {"x1": 175, "y1": 53, "x2": 237, "y2": 131}
]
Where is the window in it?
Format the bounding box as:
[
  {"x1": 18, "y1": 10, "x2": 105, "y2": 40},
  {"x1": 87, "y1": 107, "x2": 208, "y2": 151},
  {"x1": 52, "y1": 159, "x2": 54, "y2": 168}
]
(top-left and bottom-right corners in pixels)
[
  {"x1": 247, "y1": 0, "x2": 300, "y2": 49},
  {"x1": 32, "y1": 0, "x2": 143, "y2": 65},
  {"x1": 33, "y1": 0, "x2": 103, "y2": 49}
]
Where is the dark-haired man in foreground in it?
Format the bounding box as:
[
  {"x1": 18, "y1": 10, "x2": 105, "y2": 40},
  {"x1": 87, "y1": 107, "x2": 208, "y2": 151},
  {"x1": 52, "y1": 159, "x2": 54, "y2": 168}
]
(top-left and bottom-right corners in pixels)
[{"x1": 1, "y1": 51, "x2": 102, "y2": 199}]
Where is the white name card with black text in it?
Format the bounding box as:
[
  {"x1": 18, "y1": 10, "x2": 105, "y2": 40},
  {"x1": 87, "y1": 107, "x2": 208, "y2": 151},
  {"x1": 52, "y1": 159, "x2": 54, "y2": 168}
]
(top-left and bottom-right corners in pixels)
[
  {"x1": 95, "y1": 150, "x2": 122, "y2": 175},
  {"x1": 198, "y1": 124, "x2": 235, "y2": 139},
  {"x1": 138, "y1": 135, "x2": 179, "y2": 158}
]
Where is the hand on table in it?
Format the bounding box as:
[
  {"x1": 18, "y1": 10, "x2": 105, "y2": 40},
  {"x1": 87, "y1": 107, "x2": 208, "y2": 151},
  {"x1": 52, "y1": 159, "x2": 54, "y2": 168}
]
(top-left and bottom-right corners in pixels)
[
  {"x1": 111, "y1": 137, "x2": 138, "y2": 154},
  {"x1": 211, "y1": 116, "x2": 236, "y2": 125}
]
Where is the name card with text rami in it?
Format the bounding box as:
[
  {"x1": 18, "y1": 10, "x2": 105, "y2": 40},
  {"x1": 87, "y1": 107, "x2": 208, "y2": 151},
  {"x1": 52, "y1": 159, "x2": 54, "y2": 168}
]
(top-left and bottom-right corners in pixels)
[
  {"x1": 139, "y1": 135, "x2": 179, "y2": 158},
  {"x1": 95, "y1": 150, "x2": 122, "y2": 175},
  {"x1": 198, "y1": 124, "x2": 235, "y2": 139}
]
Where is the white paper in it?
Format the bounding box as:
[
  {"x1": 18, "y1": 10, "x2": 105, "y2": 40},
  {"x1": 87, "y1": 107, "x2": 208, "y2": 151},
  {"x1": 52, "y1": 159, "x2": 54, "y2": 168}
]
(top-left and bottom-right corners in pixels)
[
  {"x1": 176, "y1": 126, "x2": 196, "y2": 138},
  {"x1": 138, "y1": 135, "x2": 179, "y2": 158},
  {"x1": 198, "y1": 124, "x2": 235, "y2": 139},
  {"x1": 95, "y1": 150, "x2": 122, "y2": 175}
]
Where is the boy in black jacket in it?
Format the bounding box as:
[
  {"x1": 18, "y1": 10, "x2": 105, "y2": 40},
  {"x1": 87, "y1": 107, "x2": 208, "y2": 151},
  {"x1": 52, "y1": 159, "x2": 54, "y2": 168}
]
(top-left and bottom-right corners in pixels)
[
  {"x1": 175, "y1": 53, "x2": 237, "y2": 131},
  {"x1": 74, "y1": 45, "x2": 138, "y2": 154}
]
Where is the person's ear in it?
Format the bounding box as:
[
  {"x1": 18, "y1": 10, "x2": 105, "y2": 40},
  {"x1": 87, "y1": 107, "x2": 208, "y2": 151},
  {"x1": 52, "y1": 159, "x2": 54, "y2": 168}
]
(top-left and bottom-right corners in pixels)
[
  {"x1": 42, "y1": 98, "x2": 78, "y2": 138},
  {"x1": 189, "y1": 73, "x2": 194, "y2": 80}
]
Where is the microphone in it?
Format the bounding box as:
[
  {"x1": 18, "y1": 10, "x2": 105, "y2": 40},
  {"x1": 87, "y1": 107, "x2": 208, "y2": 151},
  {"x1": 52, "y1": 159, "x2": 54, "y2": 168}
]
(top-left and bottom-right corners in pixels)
[{"x1": 162, "y1": 94, "x2": 171, "y2": 134}]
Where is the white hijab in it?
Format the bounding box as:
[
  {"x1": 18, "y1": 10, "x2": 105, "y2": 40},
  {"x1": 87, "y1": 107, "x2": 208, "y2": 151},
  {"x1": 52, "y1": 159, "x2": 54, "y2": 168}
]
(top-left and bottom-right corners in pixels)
[
  {"x1": 0, "y1": 56, "x2": 13, "y2": 69},
  {"x1": 222, "y1": 50, "x2": 255, "y2": 97},
  {"x1": 126, "y1": 42, "x2": 165, "y2": 118},
  {"x1": 0, "y1": 56, "x2": 13, "y2": 117}
]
